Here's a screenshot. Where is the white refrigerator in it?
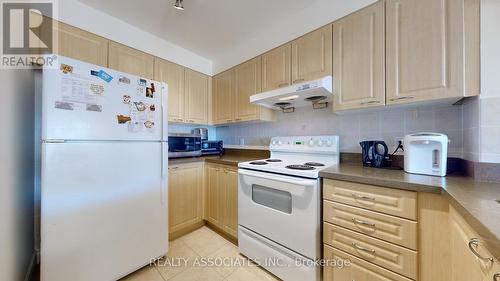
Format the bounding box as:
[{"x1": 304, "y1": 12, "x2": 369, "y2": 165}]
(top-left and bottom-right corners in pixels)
[{"x1": 35, "y1": 56, "x2": 169, "y2": 281}]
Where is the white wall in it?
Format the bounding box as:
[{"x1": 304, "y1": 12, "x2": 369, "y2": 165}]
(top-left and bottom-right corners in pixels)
[
  {"x1": 476, "y1": 0, "x2": 500, "y2": 163},
  {"x1": 216, "y1": 104, "x2": 464, "y2": 158},
  {"x1": 58, "y1": 0, "x2": 213, "y2": 75},
  {"x1": 0, "y1": 70, "x2": 36, "y2": 281}
]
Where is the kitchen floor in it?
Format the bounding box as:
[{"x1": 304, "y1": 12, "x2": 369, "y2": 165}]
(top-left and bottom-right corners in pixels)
[{"x1": 120, "y1": 226, "x2": 279, "y2": 281}]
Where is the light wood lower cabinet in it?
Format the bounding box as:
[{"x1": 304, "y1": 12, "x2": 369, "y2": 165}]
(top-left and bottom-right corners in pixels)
[
  {"x1": 108, "y1": 41, "x2": 154, "y2": 79},
  {"x1": 168, "y1": 162, "x2": 204, "y2": 240},
  {"x1": 205, "y1": 163, "x2": 238, "y2": 240},
  {"x1": 450, "y1": 205, "x2": 499, "y2": 281},
  {"x1": 324, "y1": 245, "x2": 412, "y2": 281}
]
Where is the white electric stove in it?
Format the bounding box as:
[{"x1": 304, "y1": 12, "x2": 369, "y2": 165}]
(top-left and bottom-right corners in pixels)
[{"x1": 238, "y1": 136, "x2": 339, "y2": 281}]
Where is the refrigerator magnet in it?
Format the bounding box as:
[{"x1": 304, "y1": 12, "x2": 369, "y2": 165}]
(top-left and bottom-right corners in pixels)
[
  {"x1": 134, "y1": 102, "x2": 147, "y2": 112},
  {"x1": 90, "y1": 84, "x2": 104, "y2": 95},
  {"x1": 150, "y1": 83, "x2": 156, "y2": 93},
  {"x1": 118, "y1": 76, "x2": 131, "y2": 85},
  {"x1": 123, "y1": 95, "x2": 131, "y2": 104},
  {"x1": 146, "y1": 87, "x2": 154, "y2": 98},
  {"x1": 117, "y1": 115, "x2": 132, "y2": 124},
  {"x1": 55, "y1": 101, "x2": 74, "y2": 111},
  {"x1": 60, "y1": 64, "x2": 73, "y2": 74},
  {"x1": 138, "y1": 79, "x2": 147, "y2": 87},
  {"x1": 86, "y1": 104, "x2": 102, "y2": 112},
  {"x1": 91, "y1": 70, "x2": 113, "y2": 83},
  {"x1": 149, "y1": 104, "x2": 156, "y2": 112},
  {"x1": 144, "y1": 121, "x2": 154, "y2": 129}
]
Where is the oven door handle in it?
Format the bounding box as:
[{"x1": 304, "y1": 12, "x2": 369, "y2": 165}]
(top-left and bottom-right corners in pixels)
[{"x1": 238, "y1": 169, "x2": 318, "y2": 186}]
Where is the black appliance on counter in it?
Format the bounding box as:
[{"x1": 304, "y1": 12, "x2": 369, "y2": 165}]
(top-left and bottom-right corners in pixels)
[
  {"x1": 360, "y1": 140, "x2": 390, "y2": 168},
  {"x1": 168, "y1": 133, "x2": 202, "y2": 158},
  {"x1": 202, "y1": 140, "x2": 224, "y2": 156}
]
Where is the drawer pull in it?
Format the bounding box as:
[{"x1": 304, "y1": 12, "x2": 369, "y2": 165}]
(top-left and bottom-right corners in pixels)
[
  {"x1": 360, "y1": 101, "x2": 381, "y2": 105},
  {"x1": 493, "y1": 273, "x2": 500, "y2": 281},
  {"x1": 292, "y1": 78, "x2": 305, "y2": 84},
  {"x1": 352, "y1": 193, "x2": 376, "y2": 201},
  {"x1": 352, "y1": 218, "x2": 376, "y2": 228},
  {"x1": 278, "y1": 83, "x2": 289, "y2": 88},
  {"x1": 468, "y1": 238, "x2": 494, "y2": 263},
  {"x1": 352, "y1": 242, "x2": 376, "y2": 254}
]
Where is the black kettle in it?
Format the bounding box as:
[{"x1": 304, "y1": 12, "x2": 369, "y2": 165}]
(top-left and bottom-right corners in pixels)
[{"x1": 360, "y1": 140, "x2": 389, "y2": 168}]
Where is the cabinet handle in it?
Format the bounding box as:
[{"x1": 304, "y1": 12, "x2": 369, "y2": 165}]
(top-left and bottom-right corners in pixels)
[
  {"x1": 389, "y1": 96, "x2": 415, "y2": 102},
  {"x1": 352, "y1": 218, "x2": 376, "y2": 228},
  {"x1": 226, "y1": 119, "x2": 233, "y2": 123},
  {"x1": 292, "y1": 78, "x2": 305, "y2": 84},
  {"x1": 468, "y1": 238, "x2": 494, "y2": 263},
  {"x1": 278, "y1": 83, "x2": 289, "y2": 88},
  {"x1": 235, "y1": 118, "x2": 242, "y2": 121},
  {"x1": 169, "y1": 167, "x2": 178, "y2": 170},
  {"x1": 176, "y1": 118, "x2": 184, "y2": 122},
  {"x1": 493, "y1": 273, "x2": 500, "y2": 281},
  {"x1": 352, "y1": 193, "x2": 376, "y2": 201},
  {"x1": 352, "y1": 242, "x2": 375, "y2": 254},
  {"x1": 360, "y1": 101, "x2": 381, "y2": 105}
]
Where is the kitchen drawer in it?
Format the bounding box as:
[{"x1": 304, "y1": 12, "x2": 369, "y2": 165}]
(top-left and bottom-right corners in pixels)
[
  {"x1": 324, "y1": 201, "x2": 417, "y2": 250},
  {"x1": 323, "y1": 179, "x2": 417, "y2": 220},
  {"x1": 324, "y1": 245, "x2": 413, "y2": 281},
  {"x1": 324, "y1": 223, "x2": 417, "y2": 279}
]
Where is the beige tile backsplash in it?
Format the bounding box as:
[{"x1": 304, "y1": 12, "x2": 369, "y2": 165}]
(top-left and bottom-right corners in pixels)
[{"x1": 215, "y1": 104, "x2": 465, "y2": 158}]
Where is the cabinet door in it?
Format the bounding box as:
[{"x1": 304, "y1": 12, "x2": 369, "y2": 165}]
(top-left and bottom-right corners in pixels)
[
  {"x1": 222, "y1": 167, "x2": 238, "y2": 239},
  {"x1": 386, "y1": 0, "x2": 467, "y2": 104},
  {"x1": 168, "y1": 163, "x2": 203, "y2": 234},
  {"x1": 154, "y1": 58, "x2": 185, "y2": 123},
  {"x1": 213, "y1": 70, "x2": 235, "y2": 124},
  {"x1": 332, "y1": 2, "x2": 385, "y2": 111},
  {"x1": 206, "y1": 165, "x2": 223, "y2": 227},
  {"x1": 291, "y1": 25, "x2": 332, "y2": 84},
  {"x1": 108, "y1": 41, "x2": 154, "y2": 79},
  {"x1": 450, "y1": 206, "x2": 495, "y2": 281},
  {"x1": 234, "y1": 57, "x2": 262, "y2": 122},
  {"x1": 45, "y1": 21, "x2": 108, "y2": 67},
  {"x1": 184, "y1": 69, "x2": 209, "y2": 124},
  {"x1": 262, "y1": 44, "x2": 291, "y2": 91}
]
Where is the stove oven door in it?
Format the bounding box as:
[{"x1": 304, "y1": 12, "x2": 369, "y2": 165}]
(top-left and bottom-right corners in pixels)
[{"x1": 238, "y1": 168, "x2": 321, "y2": 260}]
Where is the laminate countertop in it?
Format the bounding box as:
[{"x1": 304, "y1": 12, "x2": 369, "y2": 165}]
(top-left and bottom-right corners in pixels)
[
  {"x1": 320, "y1": 164, "x2": 500, "y2": 261},
  {"x1": 168, "y1": 155, "x2": 266, "y2": 167}
]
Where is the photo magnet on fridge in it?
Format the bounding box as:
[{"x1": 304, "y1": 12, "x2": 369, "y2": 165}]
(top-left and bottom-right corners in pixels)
[
  {"x1": 146, "y1": 87, "x2": 154, "y2": 98},
  {"x1": 138, "y1": 79, "x2": 147, "y2": 87},
  {"x1": 118, "y1": 76, "x2": 131, "y2": 85}
]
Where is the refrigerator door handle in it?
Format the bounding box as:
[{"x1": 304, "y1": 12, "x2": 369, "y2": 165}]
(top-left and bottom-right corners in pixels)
[
  {"x1": 161, "y1": 142, "x2": 168, "y2": 205},
  {"x1": 161, "y1": 82, "x2": 169, "y2": 142}
]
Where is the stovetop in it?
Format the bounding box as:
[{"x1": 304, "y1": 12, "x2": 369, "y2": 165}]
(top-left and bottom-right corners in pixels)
[{"x1": 238, "y1": 136, "x2": 340, "y2": 179}]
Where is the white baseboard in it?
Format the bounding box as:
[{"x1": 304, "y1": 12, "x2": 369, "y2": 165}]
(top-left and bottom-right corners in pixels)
[{"x1": 23, "y1": 253, "x2": 37, "y2": 281}]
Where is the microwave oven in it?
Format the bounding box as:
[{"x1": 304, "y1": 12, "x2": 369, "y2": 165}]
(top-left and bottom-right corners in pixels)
[{"x1": 168, "y1": 133, "x2": 202, "y2": 158}]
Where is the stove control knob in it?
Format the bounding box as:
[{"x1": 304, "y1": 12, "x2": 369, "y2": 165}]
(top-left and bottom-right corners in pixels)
[
  {"x1": 317, "y1": 140, "x2": 324, "y2": 147},
  {"x1": 325, "y1": 140, "x2": 333, "y2": 147},
  {"x1": 308, "y1": 140, "x2": 315, "y2": 147},
  {"x1": 272, "y1": 140, "x2": 277, "y2": 146},
  {"x1": 278, "y1": 141, "x2": 283, "y2": 145}
]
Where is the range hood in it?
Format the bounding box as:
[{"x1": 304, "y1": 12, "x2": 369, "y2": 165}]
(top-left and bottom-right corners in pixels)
[{"x1": 250, "y1": 76, "x2": 333, "y2": 112}]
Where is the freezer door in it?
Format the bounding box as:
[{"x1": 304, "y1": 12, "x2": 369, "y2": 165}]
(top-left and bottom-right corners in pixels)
[
  {"x1": 41, "y1": 142, "x2": 168, "y2": 281},
  {"x1": 42, "y1": 56, "x2": 165, "y2": 141}
]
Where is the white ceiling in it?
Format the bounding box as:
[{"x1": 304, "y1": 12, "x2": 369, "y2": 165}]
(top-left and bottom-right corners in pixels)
[{"x1": 77, "y1": 0, "x2": 376, "y2": 74}]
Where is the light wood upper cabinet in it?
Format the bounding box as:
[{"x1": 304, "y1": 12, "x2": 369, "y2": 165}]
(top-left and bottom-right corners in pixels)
[
  {"x1": 332, "y1": 1, "x2": 385, "y2": 111},
  {"x1": 50, "y1": 22, "x2": 108, "y2": 67},
  {"x1": 213, "y1": 70, "x2": 235, "y2": 124},
  {"x1": 184, "y1": 69, "x2": 209, "y2": 124},
  {"x1": 168, "y1": 163, "x2": 203, "y2": 238},
  {"x1": 234, "y1": 57, "x2": 263, "y2": 122},
  {"x1": 222, "y1": 167, "x2": 238, "y2": 239},
  {"x1": 262, "y1": 44, "x2": 292, "y2": 91},
  {"x1": 108, "y1": 41, "x2": 154, "y2": 79},
  {"x1": 386, "y1": 0, "x2": 479, "y2": 104},
  {"x1": 291, "y1": 25, "x2": 332, "y2": 84},
  {"x1": 154, "y1": 58, "x2": 185, "y2": 123}
]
